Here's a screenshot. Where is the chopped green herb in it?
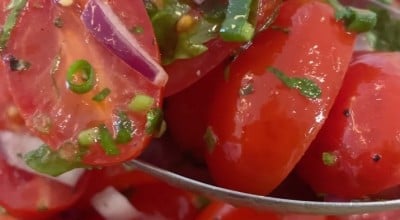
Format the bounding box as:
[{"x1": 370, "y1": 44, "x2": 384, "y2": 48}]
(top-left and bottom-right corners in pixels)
[
  {"x1": 322, "y1": 152, "x2": 338, "y2": 166},
  {"x1": 145, "y1": 108, "x2": 163, "y2": 135},
  {"x1": 128, "y1": 94, "x2": 155, "y2": 113},
  {"x1": 368, "y1": 7, "x2": 400, "y2": 51},
  {"x1": 92, "y1": 88, "x2": 111, "y2": 102},
  {"x1": 24, "y1": 145, "x2": 85, "y2": 176},
  {"x1": 204, "y1": 126, "x2": 217, "y2": 153},
  {"x1": 148, "y1": 0, "x2": 220, "y2": 64},
  {"x1": 66, "y1": 59, "x2": 96, "y2": 94},
  {"x1": 98, "y1": 124, "x2": 120, "y2": 156},
  {"x1": 78, "y1": 127, "x2": 99, "y2": 146},
  {"x1": 267, "y1": 67, "x2": 322, "y2": 100},
  {"x1": 219, "y1": 0, "x2": 255, "y2": 42},
  {"x1": 8, "y1": 56, "x2": 30, "y2": 71},
  {"x1": 53, "y1": 16, "x2": 64, "y2": 28},
  {"x1": 326, "y1": 0, "x2": 376, "y2": 33},
  {"x1": 115, "y1": 112, "x2": 135, "y2": 144},
  {"x1": 0, "y1": 0, "x2": 28, "y2": 51}
]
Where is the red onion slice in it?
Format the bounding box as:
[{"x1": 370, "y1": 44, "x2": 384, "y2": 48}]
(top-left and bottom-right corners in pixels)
[{"x1": 81, "y1": 0, "x2": 168, "y2": 87}]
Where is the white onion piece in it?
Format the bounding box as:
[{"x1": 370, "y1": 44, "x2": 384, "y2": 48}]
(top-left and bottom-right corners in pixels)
[
  {"x1": 353, "y1": 33, "x2": 375, "y2": 52},
  {"x1": 81, "y1": 0, "x2": 168, "y2": 86},
  {"x1": 91, "y1": 187, "x2": 143, "y2": 220},
  {"x1": 0, "y1": 131, "x2": 84, "y2": 187}
]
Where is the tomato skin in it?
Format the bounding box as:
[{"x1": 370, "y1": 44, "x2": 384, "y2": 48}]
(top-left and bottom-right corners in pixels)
[
  {"x1": 2, "y1": 1, "x2": 162, "y2": 165},
  {"x1": 0, "y1": 153, "x2": 91, "y2": 219},
  {"x1": 163, "y1": 0, "x2": 282, "y2": 96},
  {"x1": 296, "y1": 52, "x2": 400, "y2": 199},
  {"x1": 205, "y1": 0, "x2": 355, "y2": 195},
  {"x1": 165, "y1": 62, "x2": 227, "y2": 161}
]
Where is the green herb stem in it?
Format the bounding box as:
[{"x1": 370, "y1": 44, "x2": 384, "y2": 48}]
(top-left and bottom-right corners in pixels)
[{"x1": 219, "y1": 0, "x2": 255, "y2": 42}]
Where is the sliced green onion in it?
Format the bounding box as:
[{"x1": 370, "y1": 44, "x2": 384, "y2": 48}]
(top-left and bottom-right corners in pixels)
[
  {"x1": 219, "y1": 0, "x2": 255, "y2": 42},
  {"x1": 0, "y1": 0, "x2": 28, "y2": 51},
  {"x1": 145, "y1": 108, "x2": 163, "y2": 135},
  {"x1": 267, "y1": 67, "x2": 321, "y2": 100},
  {"x1": 24, "y1": 145, "x2": 85, "y2": 176},
  {"x1": 92, "y1": 88, "x2": 111, "y2": 102},
  {"x1": 327, "y1": 0, "x2": 376, "y2": 33},
  {"x1": 66, "y1": 60, "x2": 96, "y2": 94},
  {"x1": 128, "y1": 94, "x2": 155, "y2": 113},
  {"x1": 98, "y1": 124, "x2": 120, "y2": 156},
  {"x1": 115, "y1": 112, "x2": 135, "y2": 144},
  {"x1": 77, "y1": 127, "x2": 99, "y2": 146}
]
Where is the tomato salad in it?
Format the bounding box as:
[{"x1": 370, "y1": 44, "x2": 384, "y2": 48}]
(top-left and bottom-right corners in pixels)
[{"x1": 0, "y1": 0, "x2": 399, "y2": 219}]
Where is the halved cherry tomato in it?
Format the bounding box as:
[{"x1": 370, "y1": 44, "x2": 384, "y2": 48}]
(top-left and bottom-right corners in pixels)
[
  {"x1": 164, "y1": 0, "x2": 282, "y2": 96},
  {"x1": 297, "y1": 52, "x2": 400, "y2": 199},
  {"x1": 1, "y1": 0, "x2": 162, "y2": 165},
  {"x1": 0, "y1": 151, "x2": 91, "y2": 219},
  {"x1": 205, "y1": 0, "x2": 355, "y2": 194}
]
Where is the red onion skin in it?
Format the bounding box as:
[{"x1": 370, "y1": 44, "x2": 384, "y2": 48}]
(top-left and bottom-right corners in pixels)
[{"x1": 81, "y1": 0, "x2": 168, "y2": 86}]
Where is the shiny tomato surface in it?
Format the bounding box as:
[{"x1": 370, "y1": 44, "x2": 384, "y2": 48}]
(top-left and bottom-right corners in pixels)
[
  {"x1": 297, "y1": 52, "x2": 400, "y2": 199},
  {"x1": 205, "y1": 0, "x2": 355, "y2": 194}
]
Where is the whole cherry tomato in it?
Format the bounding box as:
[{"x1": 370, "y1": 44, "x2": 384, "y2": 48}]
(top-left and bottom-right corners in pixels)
[
  {"x1": 204, "y1": 0, "x2": 356, "y2": 194},
  {"x1": 297, "y1": 52, "x2": 400, "y2": 199}
]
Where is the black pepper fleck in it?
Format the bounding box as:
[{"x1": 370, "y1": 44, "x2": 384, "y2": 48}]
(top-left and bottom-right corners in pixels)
[
  {"x1": 372, "y1": 154, "x2": 382, "y2": 162},
  {"x1": 343, "y1": 109, "x2": 351, "y2": 117}
]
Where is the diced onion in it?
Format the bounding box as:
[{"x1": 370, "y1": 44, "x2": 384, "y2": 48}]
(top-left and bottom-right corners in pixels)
[
  {"x1": 81, "y1": 0, "x2": 168, "y2": 86},
  {"x1": 91, "y1": 187, "x2": 142, "y2": 220},
  {"x1": 0, "y1": 131, "x2": 84, "y2": 187}
]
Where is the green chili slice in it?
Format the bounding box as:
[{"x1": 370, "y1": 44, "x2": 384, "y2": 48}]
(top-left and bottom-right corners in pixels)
[
  {"x1": 98, "y1": 124, "x2": 120, "y2": 156},
  {"x1": 92, "y1": 88, "x2": 111, "y2": 102},
  {"x1": 327, "y1": 0, "x2": 376, "y2": 33},
  {"x1": 219, "y1": 0, "x2": 255, "y2": 42},
  {"x1": 66, "y1": 60, "x2": 96, "y2": 94}
]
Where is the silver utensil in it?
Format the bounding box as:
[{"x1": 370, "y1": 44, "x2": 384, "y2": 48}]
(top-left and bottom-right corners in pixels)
[{"x1": 126, "y1": 160, "x2": 400, "y2": 215}]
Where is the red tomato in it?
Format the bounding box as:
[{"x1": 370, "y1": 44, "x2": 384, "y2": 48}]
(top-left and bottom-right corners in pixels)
[
  {"x1": 164, "y1": 0, "x2": 282, "y2": 96},
  {"x1": 205, "y1": 0, "x2": 355, "y2": 194},
  {"x1": 129, "y1": 181, "x2": 201, "y2": 220},
  {"x1": 296, "y1": 52, "x2": 400, "y2": 199},
  {"x1": 165, "y1": 62, "x2": 227, "y2": 161},
  {"x1": 196, "y1": 201, "x2": 327, "y2": 220},
  {"x1": 0, "y1": 71, "x2": 24, "y2": 132},
  {"x1": 1, "y1": 0, "x2": 162, "y2": 165},
  {"x1": 0, "y1": 152, "x2": 91, "y2": 219}
]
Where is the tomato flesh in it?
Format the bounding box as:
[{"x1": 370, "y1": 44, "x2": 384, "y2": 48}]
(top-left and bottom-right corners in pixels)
[{"x1": 2, "y1": 0, "x2": 162, "y2": 165}]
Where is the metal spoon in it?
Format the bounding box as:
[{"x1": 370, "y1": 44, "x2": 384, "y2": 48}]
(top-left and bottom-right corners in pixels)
[
  {"x1": 127, "y1": 0, "x2": 400, "y2": 216},
  {"x1": 126, "y1": 160, "x2": 400, "y2": 215}
]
